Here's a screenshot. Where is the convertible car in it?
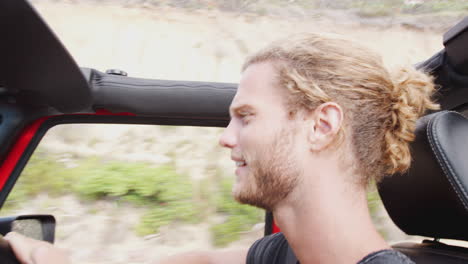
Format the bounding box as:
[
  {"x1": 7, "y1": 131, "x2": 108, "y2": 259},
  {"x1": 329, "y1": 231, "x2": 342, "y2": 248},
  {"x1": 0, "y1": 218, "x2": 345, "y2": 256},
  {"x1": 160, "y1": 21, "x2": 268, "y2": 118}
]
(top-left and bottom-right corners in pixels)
[{"x1": 0, "y1": 0, "x2": 467, "y2": 263}]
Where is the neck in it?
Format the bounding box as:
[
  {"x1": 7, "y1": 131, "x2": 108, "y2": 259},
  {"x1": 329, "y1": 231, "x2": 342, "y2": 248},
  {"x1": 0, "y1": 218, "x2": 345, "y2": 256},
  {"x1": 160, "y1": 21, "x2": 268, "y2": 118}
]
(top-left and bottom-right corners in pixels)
[{"x1": 272, "y1": 173, "x2": 389, "y2": 264}]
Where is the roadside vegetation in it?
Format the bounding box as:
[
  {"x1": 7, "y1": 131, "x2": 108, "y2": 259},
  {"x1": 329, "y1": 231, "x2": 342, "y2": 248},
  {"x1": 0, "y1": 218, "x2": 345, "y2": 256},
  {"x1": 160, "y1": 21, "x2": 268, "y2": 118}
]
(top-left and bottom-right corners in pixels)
[
  {"x1": 3, "y1": 149, "x2": 264, "y2": 247},
  {"x1": 4, "y1": 146, "x2": 386, "y2": 246}
]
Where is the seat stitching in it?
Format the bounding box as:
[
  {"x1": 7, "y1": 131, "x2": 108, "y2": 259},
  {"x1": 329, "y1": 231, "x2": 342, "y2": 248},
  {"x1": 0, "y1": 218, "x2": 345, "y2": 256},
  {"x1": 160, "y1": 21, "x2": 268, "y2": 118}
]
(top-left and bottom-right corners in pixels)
[{"x1": 427, "y1": 111, "x2": 468, "y2": 210}]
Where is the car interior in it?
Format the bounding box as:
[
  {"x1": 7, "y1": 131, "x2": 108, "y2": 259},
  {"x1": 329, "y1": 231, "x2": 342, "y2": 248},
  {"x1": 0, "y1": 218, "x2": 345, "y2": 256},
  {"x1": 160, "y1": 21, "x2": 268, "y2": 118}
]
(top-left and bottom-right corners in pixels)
[
  {"x1": 0, "y1": 0, "x2": 468, "y2": 263},
  {"x1": 378, "y1": 17, "x2": 468, "y2": 264}
]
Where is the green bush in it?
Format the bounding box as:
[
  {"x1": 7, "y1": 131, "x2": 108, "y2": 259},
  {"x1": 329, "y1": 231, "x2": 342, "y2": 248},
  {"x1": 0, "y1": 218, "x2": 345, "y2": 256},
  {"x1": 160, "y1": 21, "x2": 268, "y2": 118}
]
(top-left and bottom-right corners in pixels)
[
  {"x1": 6, "y1": 150, "x2": 78, "y2": 206},
  {"x1": 136, "y1": 201, "x2": 200, "y2": 235},
  {"x1": 5, "y1": 152, "x2": 198, "y2": 235},
  {"x1": 4, "y1": 149, "x2": 388, "y2": 244},
  {"x1": 73, "y1": 159, "x2": 199, "y2": 235},
  {"x1": 211, "y1": 178, "x2": 264, "y2": 247},
  {"x1": 367, "y1": 185, "x2": 388, "y2": 239},
  {"x1": 72, "y1": 160, "x2": 192, "y2": 203}
]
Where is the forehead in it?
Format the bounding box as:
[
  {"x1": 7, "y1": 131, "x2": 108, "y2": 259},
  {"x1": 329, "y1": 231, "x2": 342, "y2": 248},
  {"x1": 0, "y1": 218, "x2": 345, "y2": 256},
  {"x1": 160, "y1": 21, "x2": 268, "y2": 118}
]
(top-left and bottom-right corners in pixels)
[{"x1": 231, "y1": 62, "x2": 285, "y2": 110}]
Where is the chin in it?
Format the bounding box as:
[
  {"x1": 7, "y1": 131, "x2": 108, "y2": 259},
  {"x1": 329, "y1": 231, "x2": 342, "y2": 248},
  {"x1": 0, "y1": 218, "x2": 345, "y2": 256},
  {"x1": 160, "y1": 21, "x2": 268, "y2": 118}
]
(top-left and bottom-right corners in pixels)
[
  {"x1": 232, "y1": 182, "x2": 249, "y2": 201},
  {"x1": 232, "y1": 183, "x2": 269, "y2": 209},
  {"x1": 231, "y1": 182, "x2": 245, "y2": 199}
]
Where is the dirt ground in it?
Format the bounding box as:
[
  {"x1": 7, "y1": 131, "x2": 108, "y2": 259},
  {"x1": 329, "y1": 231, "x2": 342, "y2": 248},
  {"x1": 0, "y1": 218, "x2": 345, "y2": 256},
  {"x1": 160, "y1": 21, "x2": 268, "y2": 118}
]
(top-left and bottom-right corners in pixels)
[
  {"x1": 10, "y1": 1, "x2": 462, "y2": 263},
  {"x1": 32, "y1": 0, "x2": 445, "y2": 82}
]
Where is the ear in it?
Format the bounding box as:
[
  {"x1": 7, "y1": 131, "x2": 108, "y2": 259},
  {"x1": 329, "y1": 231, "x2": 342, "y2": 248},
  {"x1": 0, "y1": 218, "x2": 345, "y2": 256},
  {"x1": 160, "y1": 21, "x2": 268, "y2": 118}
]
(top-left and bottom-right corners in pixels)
[{"x1": 307, "y1": 102, "x2": 343, "y2": 151}]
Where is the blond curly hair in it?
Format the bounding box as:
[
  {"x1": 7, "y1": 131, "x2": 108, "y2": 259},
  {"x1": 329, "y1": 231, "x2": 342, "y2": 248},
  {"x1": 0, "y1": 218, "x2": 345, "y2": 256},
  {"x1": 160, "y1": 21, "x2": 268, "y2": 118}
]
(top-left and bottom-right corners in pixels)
[{"x1": 243, "y1": 33, "x2": 439, "y2": 184}]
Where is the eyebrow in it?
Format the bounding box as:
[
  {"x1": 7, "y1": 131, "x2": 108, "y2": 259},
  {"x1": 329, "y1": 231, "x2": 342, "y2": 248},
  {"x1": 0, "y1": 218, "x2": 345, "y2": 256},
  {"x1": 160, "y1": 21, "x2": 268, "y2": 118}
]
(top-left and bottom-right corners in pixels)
[{"x1": 229, "y1": 104, "x2": 255, "y2": 118}]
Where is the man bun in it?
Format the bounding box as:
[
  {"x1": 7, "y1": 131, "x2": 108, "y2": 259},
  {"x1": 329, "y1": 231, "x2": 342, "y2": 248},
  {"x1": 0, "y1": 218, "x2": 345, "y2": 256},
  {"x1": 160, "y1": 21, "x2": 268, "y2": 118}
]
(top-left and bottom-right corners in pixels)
[{"x1": 384, "y1": 66, "x2": 440, "y2": 175}]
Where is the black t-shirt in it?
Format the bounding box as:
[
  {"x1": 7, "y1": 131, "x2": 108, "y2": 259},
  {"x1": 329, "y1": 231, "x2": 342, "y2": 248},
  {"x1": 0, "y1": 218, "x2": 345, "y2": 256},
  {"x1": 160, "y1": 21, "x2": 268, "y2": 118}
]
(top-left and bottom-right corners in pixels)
[{"x1": 246, "y1": 232, "x2": 415, "y2": 264}]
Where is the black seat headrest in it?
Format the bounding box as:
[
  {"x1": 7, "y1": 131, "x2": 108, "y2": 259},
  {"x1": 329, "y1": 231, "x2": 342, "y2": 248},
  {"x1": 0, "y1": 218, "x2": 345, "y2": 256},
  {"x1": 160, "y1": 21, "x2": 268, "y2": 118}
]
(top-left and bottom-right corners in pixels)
[{"x1": 379, "y1": 111, "x2": 468, "y2": 241}]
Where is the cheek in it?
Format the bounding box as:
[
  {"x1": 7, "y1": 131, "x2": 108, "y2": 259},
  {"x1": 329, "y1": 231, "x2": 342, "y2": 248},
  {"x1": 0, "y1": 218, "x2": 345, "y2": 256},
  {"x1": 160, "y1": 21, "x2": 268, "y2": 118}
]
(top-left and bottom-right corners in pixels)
[
  {"x1": 238, "y1": 124, "x2": 269, "y2": 149},
  {"x1": 238, "y1": 116, "x2": 286, "y2": 152}
]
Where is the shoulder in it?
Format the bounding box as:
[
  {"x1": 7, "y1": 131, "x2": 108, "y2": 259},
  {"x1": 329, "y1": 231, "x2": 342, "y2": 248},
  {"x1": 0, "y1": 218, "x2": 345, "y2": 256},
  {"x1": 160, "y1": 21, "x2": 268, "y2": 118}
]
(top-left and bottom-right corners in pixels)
[
  {"x1": 246, "y1": 232, "x2": 290, "y2": 264},
  {"x1": 358, "y1": 249, "x2": 415, "y2": 264}
]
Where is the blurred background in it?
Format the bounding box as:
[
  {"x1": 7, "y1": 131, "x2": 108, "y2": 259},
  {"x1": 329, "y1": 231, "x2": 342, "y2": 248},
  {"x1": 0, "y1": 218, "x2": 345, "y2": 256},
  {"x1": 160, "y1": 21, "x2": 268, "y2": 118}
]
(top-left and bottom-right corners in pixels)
[{"x1": 2, "y1": 0, "x2": 467, "y2": 263}]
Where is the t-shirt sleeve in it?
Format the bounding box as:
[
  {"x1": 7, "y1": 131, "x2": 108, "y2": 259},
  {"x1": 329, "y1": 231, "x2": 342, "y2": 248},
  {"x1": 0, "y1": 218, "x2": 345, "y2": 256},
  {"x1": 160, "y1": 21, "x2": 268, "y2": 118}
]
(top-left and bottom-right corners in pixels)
[
  {"x1": 358, "y1": 249, "x2": 415, "y2": 264},
  {"x1": 246, "y1": 232, "x2": 291, "y2": 264}
]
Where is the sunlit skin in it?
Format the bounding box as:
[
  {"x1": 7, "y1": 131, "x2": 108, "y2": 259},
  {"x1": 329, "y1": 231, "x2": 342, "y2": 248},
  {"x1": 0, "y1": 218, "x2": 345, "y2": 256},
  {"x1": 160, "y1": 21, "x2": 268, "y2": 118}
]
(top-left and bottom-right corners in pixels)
[
  {"x1": 219, "y1": 62, "x2": 303, "y2": 212},
  {"x1": 5, "y1": 232, "x2": 70, "y2": 264},
  {"x1": 219, "y1": 62, "x2": 389, "y2": 264}
]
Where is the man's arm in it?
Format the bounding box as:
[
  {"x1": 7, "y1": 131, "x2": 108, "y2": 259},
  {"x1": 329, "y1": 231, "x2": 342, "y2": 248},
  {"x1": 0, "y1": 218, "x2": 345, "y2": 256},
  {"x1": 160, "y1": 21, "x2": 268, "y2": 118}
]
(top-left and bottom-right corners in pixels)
[
  {"x1": 155, "y1": 248, "x2": 248, "y2": 264},
  {"x1": 5, "y1": 232, "x2": 248, "y2": 264}
]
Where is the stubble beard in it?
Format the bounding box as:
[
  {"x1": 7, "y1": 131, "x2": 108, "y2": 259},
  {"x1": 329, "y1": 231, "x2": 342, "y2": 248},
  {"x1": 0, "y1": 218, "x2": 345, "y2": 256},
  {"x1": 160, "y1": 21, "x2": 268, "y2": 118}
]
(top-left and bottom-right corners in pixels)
[{"x1": 233, "y1": 128, "x2": 301, "y2": 212}]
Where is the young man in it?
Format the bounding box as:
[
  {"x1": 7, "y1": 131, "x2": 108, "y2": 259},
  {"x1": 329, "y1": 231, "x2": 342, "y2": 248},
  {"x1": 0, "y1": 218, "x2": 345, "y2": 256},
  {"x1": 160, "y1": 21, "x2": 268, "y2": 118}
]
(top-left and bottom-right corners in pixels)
[{"x1": 6, "y1": 33, "x2": 437, "y2": 264}]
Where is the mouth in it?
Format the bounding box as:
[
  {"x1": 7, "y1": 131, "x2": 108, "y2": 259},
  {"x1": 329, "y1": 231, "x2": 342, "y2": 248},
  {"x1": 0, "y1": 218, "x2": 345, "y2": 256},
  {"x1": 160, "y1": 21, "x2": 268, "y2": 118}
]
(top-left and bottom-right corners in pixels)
[
  {"x1": 232, "y1": 155, "x2": 247, "y2": 168},
  {"x1": 235, "y1": 161, "x2": 247, "y2": 167}
]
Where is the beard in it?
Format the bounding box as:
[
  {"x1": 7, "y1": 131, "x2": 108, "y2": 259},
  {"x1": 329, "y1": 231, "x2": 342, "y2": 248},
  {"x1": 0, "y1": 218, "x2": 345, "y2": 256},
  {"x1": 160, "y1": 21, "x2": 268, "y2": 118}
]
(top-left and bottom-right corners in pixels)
[{"x1": 233, "y1": 128, "x2": 301, "y2": 211}]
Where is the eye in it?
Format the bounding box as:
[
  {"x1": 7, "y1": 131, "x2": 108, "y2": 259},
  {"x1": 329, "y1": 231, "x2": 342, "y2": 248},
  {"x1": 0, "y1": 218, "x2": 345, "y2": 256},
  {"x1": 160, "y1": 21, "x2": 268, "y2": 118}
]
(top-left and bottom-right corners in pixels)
[
  {"x1": 238, "y1": 111, "x2": 253, "y2": 124},
  {"x1": 238, "y1": 110, "x2": 249, "y2": 116}
]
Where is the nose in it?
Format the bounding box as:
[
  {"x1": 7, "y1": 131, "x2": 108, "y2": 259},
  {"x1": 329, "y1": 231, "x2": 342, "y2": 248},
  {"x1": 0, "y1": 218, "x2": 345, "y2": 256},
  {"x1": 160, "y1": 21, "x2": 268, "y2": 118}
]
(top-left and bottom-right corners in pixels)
[{"x1": 219, "y1": 121, "x2": 237, "y2": 149}]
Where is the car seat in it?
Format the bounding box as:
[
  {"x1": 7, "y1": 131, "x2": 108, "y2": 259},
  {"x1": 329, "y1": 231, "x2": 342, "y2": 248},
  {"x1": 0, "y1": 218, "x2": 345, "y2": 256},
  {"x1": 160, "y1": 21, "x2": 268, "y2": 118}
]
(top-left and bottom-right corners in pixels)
[
  {"x1": 379, "y1": 111, "x2": 468, "y2": 263},
  {"x1": 377, "y1": 16, "x2": 468, "y2": 264},
  {"x1": 378, "y1": 17, "x2": 468, "y2": 264}
]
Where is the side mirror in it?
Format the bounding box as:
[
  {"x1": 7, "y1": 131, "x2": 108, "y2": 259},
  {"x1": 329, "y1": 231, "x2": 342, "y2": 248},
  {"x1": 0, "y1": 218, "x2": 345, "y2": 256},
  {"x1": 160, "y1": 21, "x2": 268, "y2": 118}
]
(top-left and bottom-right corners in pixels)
[{"x1": 0, "y1": 215, "x2": 56, "y2": 243}]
